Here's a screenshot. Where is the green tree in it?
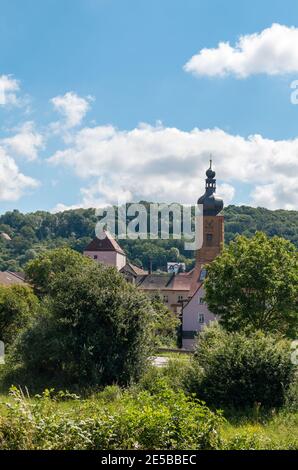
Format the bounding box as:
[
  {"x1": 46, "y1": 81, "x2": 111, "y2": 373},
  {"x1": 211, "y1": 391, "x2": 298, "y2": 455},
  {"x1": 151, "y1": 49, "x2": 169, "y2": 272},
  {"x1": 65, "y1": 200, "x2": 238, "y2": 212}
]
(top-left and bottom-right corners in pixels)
[
  {"x1": 169, "y1": 247, "x2": 180, "y2": 262},
  {"x1": 187, "y1": 323, "x2": 295, "y2": 408},
  {"x1": 204, "y1": 232, "x2": 298, "y2": 336},
  {"x1": 16, "y1": 261, "x2": 154, "y2": 387},
  {"x1": 0, "y1": 285, "x2": 39, "y2": 348},
  {"x1": 25, "y1": 247, "x2": 92, "y2": 297}
]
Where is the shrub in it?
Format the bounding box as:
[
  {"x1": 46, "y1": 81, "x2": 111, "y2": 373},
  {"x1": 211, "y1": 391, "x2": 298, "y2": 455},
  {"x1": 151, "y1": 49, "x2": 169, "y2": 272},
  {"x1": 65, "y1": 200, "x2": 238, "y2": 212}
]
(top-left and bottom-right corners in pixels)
[
  {"x1": 0, "y1": 386, "x2": 222, "y2": 450},
  {"x1": 187, "y1": 323, "x2": 296, "y2": 408}
]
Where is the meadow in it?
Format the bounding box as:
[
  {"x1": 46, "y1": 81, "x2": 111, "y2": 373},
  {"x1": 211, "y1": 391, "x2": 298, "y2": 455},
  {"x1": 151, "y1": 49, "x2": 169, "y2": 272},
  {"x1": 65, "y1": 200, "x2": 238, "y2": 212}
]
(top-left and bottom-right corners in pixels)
[{"x1": 0, "y1": 356, "x2": 297, "y2": 451}]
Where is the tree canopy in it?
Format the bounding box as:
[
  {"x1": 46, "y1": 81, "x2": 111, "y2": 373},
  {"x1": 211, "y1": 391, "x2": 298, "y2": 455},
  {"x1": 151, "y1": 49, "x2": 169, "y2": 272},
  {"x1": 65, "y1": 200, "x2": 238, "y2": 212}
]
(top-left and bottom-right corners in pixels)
[
  {"x1": 204, "y1": 232, "x2": 298, "y2": 336},
  {"x1": 24, "y1": 247, "x2": 92, "y2": 297}
]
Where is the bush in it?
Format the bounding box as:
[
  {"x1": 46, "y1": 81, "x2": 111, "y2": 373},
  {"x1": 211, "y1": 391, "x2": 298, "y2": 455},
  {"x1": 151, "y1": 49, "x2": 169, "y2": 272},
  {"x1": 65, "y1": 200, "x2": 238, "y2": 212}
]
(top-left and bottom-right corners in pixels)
[
  {"x1": 0, "y1": 386, "x2": 222, "y2": 450},
  {"x1": 13, "y1": 257, "x2": 155, "y2": 389},
  {"x1": 187, "y1": 323, "x2": 296, "y2": 408}
]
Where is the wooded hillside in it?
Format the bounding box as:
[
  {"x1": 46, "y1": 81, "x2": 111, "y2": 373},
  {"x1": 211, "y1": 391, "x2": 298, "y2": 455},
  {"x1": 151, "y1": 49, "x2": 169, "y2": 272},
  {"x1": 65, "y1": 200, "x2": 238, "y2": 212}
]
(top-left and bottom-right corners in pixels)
[{"x1": 0, "y1": 204, "x2": 297, "y2": 272}]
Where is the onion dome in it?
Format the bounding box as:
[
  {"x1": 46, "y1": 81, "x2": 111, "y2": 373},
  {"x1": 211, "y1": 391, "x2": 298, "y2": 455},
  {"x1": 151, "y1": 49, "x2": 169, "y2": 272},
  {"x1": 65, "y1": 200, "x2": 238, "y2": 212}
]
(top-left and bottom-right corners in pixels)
[{"x1": 197, "y1": 160, "x2": 224, "y2": 216}]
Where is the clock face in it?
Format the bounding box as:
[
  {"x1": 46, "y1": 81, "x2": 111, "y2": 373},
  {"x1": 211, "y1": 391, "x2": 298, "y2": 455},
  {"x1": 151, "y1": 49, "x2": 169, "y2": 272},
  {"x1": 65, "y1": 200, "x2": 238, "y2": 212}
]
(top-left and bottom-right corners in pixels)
[{"x1": 204, "y1": 220, "x2": 214, "y2": 230}]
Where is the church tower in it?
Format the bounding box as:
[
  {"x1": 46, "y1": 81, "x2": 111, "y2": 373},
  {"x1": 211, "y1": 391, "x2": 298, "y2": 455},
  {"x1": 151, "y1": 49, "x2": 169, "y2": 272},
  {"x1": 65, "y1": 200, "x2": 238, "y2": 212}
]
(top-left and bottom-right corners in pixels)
[
  {"x1": 182, "y1": 161, "x2": 225, "y2": 349},
  {"x1": 190, "y1": 160, "x2": 224, "y2": 292}
]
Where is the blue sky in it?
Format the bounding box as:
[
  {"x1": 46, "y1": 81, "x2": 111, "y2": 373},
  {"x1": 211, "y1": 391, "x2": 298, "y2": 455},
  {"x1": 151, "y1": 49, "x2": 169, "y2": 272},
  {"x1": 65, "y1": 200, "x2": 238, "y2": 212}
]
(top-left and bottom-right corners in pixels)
[{"x1": 0, "y1": 0, "x2": 298, "y2": 213}]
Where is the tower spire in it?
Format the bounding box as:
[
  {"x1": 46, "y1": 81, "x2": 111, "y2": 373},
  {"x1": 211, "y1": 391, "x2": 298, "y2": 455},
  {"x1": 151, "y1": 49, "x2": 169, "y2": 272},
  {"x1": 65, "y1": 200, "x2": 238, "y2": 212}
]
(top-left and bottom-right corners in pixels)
[{"x1": 197, "y1": 160, "x2": 223, "y2": 215}]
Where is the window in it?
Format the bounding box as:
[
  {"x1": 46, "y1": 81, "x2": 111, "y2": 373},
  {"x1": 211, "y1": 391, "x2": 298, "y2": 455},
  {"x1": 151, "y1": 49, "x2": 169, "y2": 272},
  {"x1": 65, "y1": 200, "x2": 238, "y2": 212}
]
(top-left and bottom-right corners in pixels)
[
  {"x1": 94, "y1": 255, "x2": 98, "y2": 260},
  {"x1": 199, "y1": 268, "x2": 207, "y2": 281},
  {"x1": 163, "y1": 295, "x2": 168, "y2": 303},
  {"x1": 198, "y1": 313, "x2": 205, "y2": 324},
  {"x1": 178, "y1": 295, "x2": 183, "y2": 302},
  {"x1": 206, "y1": 233, "x2": 213, "y2": 246},
  {"x1": 199, "y1": 297, "x2": 205, "y2": 304}
]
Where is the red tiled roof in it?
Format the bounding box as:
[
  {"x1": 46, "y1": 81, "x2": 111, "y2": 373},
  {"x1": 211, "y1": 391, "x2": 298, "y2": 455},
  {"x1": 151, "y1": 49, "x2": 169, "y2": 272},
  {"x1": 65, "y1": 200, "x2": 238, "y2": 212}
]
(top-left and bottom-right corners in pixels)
[
  {"x1": 137, "y1": 272, "x2": 193, "y2": 291},
  {"x1": 120, "y1": 263, "x2": 148, "y2": 276},
  {"x1": 84, "y1": 231, "x2": 125, "y2": 255}
]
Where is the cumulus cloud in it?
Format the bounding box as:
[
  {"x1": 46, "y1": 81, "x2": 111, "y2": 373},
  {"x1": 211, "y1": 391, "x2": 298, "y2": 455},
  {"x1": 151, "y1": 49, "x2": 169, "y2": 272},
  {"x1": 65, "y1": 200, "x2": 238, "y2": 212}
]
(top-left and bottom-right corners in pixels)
[
  {"x1": 0, "y1": 74, "x2": 20, "y2": 106},
  {"x1": 51, "y1": 91, "x2": 92, "y2": 129},
  {"x1": 184, "y1": 23, "x2": 298, "y2": 78},
  {"x1": 48, "y1": 122, "x2": 298, "y2": 210},
  {"x1": 0, "y1": 147, "x2": 39, "y2": 201},
  {"x1": 1, "y1": 122, "x2": 44, "y2": 160},
  {"x1": 251, "y1": 176, "x2": 297, "y2": 210}
]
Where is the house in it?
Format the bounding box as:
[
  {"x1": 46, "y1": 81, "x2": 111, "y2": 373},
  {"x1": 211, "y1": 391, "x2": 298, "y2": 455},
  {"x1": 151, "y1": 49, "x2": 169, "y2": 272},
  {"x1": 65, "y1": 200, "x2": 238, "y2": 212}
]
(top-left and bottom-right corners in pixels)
[
  {"x1": 136, "y1": 270, "x2": 193, "y2": 315},
  {"x1": 120, "y1": 262, "x2": 148, "y2": 284},
  {"x1": 84, "y1": 229, "x2": 147, "y2": 277},
  {"x1": 84, "y1": 229, "x2": 127, "y2": 271},
  {"x1": 0, "y1": 271, "x2": 27, "y2": 287}
]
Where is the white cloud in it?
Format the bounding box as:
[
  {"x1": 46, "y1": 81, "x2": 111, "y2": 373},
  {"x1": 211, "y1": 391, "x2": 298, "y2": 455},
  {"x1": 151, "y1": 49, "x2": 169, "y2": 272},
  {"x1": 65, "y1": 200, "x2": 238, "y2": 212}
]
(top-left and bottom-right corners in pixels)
[
  {"x1": 184, "y1": 23, "x2": 298, "y2": 78},
  {"x1": 48, "y1": 122, "x2": 298, "y2": 210},
  {"x1": 217, "y1": 183, "x2": 235, "y2": 205},
  {"x1": 51, "y1": 91, "x2": 92, "y2": 129},
  {"x1": 0, "y1": 147, "x2": 39, "y2": 201},
  {"x1": 251, "y1": 176, "x2": 297, "y2": 210},
  {"x1": 1, "y1": 122, "x2": 44, "y2": 160},
  {"x1": 0, "y1": 75, "x2": 20, "y2": 106}
]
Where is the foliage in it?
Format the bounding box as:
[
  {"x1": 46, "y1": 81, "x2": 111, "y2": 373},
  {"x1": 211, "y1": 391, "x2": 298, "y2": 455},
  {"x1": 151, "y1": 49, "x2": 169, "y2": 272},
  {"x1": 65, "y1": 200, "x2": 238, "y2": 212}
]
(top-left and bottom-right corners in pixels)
[
  {"x1": 0, "y1": 285, "x2": 39, "y2": 349},
  {"x1": 149, "y1": 294, "x2": 180, "y2": 347},
  {"x1": 219, "y1": 410, "x2": 298, "y2": 450},
  {"x1": 25, "y1": 247, "x2": 92, "y2": 297},
  {"x1": 0, "y1": 384, "x2": 297, "y2": 450},
  {"x1": 187, "y1": 323, "x2": 296, "y2": 408},
  {"x1": 204, "y1": 232, "x2": 298, "y2": 336},
  {"x1": 139, "y1": 357, "x2": 191, "y2": 394},
  {"x1": 0, "y1": 385, "x2": 222, "y2": 450},
  {"x1": 14, "y1": 252, "x2": 155, "y2": 388},
  {"x1": 0, "y1": 205, "x2": 297, "y2": 273},
  {"x1": 285, "y1": 373, "x2": 298, "y2": 411}
]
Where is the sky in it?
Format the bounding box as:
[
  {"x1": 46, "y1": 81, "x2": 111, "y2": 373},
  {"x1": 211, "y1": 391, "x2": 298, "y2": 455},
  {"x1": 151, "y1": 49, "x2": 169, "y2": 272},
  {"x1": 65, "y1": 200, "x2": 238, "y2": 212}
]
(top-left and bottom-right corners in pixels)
[{"x1": 0, "y1": 0, "x2": 298, "y2": 213}]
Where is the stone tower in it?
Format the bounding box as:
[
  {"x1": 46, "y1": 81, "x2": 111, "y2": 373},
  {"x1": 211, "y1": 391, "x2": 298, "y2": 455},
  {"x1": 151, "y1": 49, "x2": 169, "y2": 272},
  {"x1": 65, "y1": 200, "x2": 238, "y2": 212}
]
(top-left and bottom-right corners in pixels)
[{"x1": 190, "y1": 161, "x2": 224, "y2": 293}]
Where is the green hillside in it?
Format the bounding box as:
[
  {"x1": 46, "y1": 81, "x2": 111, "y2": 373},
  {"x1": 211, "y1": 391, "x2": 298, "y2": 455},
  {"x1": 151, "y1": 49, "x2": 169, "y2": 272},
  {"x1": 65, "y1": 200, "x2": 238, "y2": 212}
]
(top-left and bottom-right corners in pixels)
[{"x1": 0, "y1": 204, "x2": 297, "y2": 272}]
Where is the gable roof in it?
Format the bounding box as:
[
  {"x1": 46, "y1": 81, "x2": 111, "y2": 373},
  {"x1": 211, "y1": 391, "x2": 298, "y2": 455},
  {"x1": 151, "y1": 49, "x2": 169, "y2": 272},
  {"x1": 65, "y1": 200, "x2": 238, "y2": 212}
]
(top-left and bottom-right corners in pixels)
[
  {"x1": 120, "y1": 263, "x2": 148, "y2": 276},
  {"x1": 84, "y1": 231, "x2": 126, "y2": 255},
  {"x1": 137, "y1": 271, "x2": 193, "y2": 291}
]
